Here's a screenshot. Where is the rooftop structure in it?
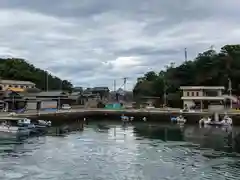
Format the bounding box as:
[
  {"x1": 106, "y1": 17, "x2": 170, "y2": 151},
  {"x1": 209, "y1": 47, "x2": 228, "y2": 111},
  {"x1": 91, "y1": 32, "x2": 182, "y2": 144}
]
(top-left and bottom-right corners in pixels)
[{"x1": 180, "y1": 86, "x2": 225, "y2": 90}]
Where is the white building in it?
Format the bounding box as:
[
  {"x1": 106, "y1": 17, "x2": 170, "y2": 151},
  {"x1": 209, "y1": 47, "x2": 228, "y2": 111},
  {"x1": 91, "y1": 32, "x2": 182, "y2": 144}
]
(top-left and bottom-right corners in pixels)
[{"x1": 180, "y1": 86, "x2": 237, "y2": 111}]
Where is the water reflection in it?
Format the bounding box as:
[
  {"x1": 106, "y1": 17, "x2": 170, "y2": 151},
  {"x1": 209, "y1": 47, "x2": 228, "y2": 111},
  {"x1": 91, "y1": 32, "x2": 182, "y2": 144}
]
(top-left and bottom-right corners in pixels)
[{"x1": 0, "y1": 123, "x2": 240, "y2": 179}]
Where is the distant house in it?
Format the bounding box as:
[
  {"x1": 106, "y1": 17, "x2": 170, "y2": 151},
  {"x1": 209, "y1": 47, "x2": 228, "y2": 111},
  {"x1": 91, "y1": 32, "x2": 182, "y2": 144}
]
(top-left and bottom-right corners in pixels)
[
  {"x1": 180, "y1": 86, "x2": 238, "y2": 110},
  {"x1": 0, "y1": 79, "x2": 35, "y2": 92},
  {"x1": 91, "y1": 87, "x2": 110, "y2": 100},
  {"x1": 1, "y1": 90, "x2": 26, "y2": 111},
  {"x1": 22, "y1": 91, "x2": 73, "y2": 110}
]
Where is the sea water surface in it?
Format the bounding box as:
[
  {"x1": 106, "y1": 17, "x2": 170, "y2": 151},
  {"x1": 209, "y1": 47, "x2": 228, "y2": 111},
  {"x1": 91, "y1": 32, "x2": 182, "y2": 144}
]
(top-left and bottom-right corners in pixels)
[{"x1": 0, "y1": 122, "x2": 240, "y2": 180}]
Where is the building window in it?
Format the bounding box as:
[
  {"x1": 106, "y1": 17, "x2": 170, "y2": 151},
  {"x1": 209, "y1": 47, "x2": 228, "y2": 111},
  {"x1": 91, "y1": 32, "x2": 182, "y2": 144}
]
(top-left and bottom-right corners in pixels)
[
  {"x1": 191, "y1": 92, "x2": 194, "y2": 96},
  {"x1": 196, "y1": 92, "x2": 199, "y2": 96},
  {"x1": 15, "y1": 85, "x2": 18, "y2": 88},
  {"x1": 9, "y1": 85, "x2": 12, "y2": 87},
  {"x1": 187, "y1": 92, "x2": 190, "y2": 96},
  {"x1": 20, "y1": 85, "x2": 24, "y2": 88}
]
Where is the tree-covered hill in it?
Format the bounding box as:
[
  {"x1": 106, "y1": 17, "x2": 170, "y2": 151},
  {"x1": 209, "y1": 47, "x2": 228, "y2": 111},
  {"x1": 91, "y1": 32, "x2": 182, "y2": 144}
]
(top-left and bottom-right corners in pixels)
[
  {"x1": 133, "y1": 44, "x2": 240, "y2": 107},
  {"x1": 0, "y1": 58, "x2": 73, "y2": 91}
]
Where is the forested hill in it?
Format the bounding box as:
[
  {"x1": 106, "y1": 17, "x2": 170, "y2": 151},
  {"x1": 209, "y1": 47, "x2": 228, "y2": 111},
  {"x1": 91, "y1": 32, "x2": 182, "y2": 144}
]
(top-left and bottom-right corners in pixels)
[
  {"x1": 133, "y1": 44, "x2": 240, "y2": 106},
  {"x1": 0, "y1": 58, "x2": 73, "y2": 91}
]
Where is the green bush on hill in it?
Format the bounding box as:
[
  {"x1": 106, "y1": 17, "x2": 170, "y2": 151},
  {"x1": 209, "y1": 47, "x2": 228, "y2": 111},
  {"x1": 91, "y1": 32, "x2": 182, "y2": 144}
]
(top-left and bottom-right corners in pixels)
[
  {"x1": 133, "y1": 45, "x2": 240, "y2": 107},
  {"x1": 0, "y1": 58, "x2": 73, "y2": 91}
]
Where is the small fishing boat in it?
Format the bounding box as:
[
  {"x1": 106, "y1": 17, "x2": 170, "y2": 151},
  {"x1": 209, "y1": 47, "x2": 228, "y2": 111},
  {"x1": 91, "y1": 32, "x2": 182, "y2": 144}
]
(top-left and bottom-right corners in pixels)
[
  {"x1": 0, "y1": 117, "x2": 30, "y2": 140},
  {"x1": 170, "y1": 115, "x2": 186, "y2": 124},
  {"x1": 17, "y1": 118, "x2": 31, "y2": 126},
  {"x1": 121, "y1": 115, "x2": 129, "y2": 122},
  {"x1": 37, "y1": 120, "x2": 52, "y2": 127},
  {"x1": 199, "y1": 117, "x2": 211, "y2": 126},
  {"x1": 17, "y1": 118, "x2": 51, "y2": 136},
  {"x1": 199, "y1": 115, "x2": 232, "y2": 126}
]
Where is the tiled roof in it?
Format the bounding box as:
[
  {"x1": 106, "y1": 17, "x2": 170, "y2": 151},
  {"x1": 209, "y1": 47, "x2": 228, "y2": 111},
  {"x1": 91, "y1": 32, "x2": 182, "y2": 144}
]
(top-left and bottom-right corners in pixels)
[{"x1": 92, "y1": 87, "x2": 109, "y2": 91}]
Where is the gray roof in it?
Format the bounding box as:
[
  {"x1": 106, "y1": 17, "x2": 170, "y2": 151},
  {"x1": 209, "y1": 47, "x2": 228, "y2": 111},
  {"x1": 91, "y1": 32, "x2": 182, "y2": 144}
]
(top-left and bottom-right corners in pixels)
[
  {"x1": 71, "y1": 92, "x2": 81, "y2": 96},
  {"x1": 0, "y1": 80, "x2": 35, "y2": 85},
  {"x1": 37, "y1": 91, "x2": 67, "y2": 97},
  {"x1": 92, "y1": 87, "x2": 109, "y2": 91}
]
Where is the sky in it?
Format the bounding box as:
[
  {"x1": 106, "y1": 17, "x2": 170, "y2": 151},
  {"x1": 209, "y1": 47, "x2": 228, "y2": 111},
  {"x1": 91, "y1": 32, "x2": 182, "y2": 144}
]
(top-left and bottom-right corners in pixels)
[{"x1": 1, "y1": 0, "x2": 240, "y2": 90}]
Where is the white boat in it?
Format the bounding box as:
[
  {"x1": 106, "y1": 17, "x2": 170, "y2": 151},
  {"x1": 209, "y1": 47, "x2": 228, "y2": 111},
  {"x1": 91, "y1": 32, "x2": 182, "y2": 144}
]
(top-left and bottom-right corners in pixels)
[
  {"x1": 199, "y1": 115, "x2": 232, "y2": 126},
  {"x1": 199, "y1": 117, "x2": 211, "y2": 125},
  {"x1": 37, "y1": 120, "x2": 52, "y2": 127},
  {"x1": 0, "y1": 117, "x2": 30, "y2": 139},
  {"x1": 220, "y1": 115, "x2": 232, "y2": 126},
  {"x1": 18, "y1": 118, "x2": 31, "y2": 126},
  {"x1": 121, "y1": 115, "x2": 129, "y2": 122}
]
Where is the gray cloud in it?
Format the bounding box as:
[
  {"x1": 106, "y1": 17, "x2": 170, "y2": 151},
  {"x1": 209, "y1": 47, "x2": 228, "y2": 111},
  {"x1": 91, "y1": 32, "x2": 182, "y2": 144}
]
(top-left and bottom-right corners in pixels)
[{"x1": 0, "y1": 0, "x2": 240, "y2": 89}]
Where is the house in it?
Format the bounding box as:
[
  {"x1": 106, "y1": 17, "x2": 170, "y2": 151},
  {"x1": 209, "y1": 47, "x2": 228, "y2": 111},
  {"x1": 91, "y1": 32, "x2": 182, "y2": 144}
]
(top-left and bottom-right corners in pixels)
[
  {"x1": 1, "y1": 90, "x2": 26, "y2": 111},
  {"x1": 0, "y1": 80, "x2": 35, "y2": 92},
  {"x1": 68, "y1": 92, "x2": 85, "y2": 105},
  {"x1": 90, "y1": 87, "x2": 109, "y2": 99},
  {"x1": 180, "y1": 86, "x2": 237, "y2": 110},
  {"x1": 21, "y1": 91, "x2": 73, "y2": 110}
]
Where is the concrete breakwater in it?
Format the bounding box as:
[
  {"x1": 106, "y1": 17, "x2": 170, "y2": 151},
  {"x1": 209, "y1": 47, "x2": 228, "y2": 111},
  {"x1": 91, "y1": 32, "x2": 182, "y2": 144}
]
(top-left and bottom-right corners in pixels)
[{"x1": 5, "y1": 108, "x2": 240, "y2": 125}]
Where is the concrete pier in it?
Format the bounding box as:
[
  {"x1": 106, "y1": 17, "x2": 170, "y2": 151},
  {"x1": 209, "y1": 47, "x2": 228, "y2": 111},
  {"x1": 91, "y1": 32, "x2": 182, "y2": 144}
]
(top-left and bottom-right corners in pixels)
[{"x1": 2, "y1": 108, "x2": 240, "y2": 125}]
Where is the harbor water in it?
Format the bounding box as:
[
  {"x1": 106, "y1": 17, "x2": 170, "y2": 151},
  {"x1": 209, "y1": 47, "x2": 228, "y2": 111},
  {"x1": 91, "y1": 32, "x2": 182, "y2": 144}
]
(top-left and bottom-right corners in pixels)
[{"x1": 0, "y1": 121, "x2": 240, "y2": 180}]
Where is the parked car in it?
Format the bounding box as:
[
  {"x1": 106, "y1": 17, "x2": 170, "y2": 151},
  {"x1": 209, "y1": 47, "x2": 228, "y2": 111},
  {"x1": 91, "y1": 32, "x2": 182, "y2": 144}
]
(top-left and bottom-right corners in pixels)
[{"x1": 62, "y1": 104, "x2": 71, "y2": 110}]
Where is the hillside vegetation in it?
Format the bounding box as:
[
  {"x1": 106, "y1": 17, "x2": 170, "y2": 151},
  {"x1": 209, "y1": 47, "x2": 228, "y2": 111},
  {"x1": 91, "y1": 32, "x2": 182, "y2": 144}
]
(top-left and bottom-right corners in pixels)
[
  {"x1": 133, "y1": 45, "x2": 240, "y2": 107},
  {"x1": 0, "y1": 58, "x2": 73, "y2": 91}
]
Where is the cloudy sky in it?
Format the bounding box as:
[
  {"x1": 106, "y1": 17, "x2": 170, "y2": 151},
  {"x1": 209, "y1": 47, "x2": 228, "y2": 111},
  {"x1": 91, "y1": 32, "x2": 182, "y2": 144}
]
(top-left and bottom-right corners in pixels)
[{"x1": 0, "y1": 0, "x2": 240, "y2": 90}]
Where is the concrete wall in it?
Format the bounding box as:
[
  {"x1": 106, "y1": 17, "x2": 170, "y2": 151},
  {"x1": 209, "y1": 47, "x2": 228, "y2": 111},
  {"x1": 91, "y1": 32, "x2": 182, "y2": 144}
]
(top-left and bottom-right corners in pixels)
[
  {"x1": 26, "y1": 102, "x2": 37, "y2": 110},
  {"x1": 183, "y1": 90, "x2": 203, "y2": 97}
]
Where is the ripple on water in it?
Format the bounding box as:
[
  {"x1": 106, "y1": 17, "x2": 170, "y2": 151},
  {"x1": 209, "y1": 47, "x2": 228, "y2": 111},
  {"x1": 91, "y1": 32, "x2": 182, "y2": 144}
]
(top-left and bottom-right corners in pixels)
[{"x1": 0, "y1": 125, "x2": 239, "y2": 180}]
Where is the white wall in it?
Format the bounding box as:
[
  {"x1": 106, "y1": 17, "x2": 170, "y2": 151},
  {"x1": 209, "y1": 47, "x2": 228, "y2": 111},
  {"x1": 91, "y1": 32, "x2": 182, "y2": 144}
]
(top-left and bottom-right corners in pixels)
[
  {"x1": 183, "y1": 90, "x2": 203, "y2": 97},
  {"x1": 183, "y1": 100, "x2": 195, "y2": 108}
]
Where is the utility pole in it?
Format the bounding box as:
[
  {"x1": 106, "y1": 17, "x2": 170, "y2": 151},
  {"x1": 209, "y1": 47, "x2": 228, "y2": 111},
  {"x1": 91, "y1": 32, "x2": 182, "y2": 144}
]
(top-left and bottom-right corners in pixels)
[
  {"x1": 228, "y1": 78, "x2": 232, "y2": 109},
  {"x1": 184, "y1": 48, "x2": 188, "y2": 62},
  {"x1": 123, "y1": 77, "x2": 127, "y2": 91},
  {"x1": 210, "y1": 45, "x2": 214, "y2": 51},
  {"x1": 113, "y1": 79, "x2": 116, "y2": 92},
  {"x1": 58, "y1": 80, "x2": 62, "y2": 110},
  {"x1": 163, "y1": 79, "x2": 167, "y2": 106},
  {"x1": 46, "y1": 71, "x2": 49, "y2": 92}
]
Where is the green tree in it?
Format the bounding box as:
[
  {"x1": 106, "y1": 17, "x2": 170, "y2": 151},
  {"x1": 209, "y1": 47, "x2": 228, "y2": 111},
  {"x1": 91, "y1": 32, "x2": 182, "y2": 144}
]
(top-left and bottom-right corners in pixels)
[
  {"x1": 133, "y1": 44, "x2": 240, "y2": 107},
  {"x1": 0, "y1": 58, "x2": 73, "y2": 91}
]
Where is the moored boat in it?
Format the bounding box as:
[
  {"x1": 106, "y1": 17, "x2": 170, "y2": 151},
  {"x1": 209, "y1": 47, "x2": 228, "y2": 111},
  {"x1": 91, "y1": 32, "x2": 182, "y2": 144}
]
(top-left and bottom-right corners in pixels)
[
  {"x1": 0, "y1": 117, "x2": 30, "y2": 140},
  {"x1": 199, "y1": 115, "x2": 232, "y2": 126}
]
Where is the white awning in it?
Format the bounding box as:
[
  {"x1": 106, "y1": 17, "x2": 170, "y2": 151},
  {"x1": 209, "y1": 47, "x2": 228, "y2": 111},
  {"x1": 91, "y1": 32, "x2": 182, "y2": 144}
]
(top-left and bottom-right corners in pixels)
[{"x1": 181, "y1": 96, "x2": 225, "y2": 100}]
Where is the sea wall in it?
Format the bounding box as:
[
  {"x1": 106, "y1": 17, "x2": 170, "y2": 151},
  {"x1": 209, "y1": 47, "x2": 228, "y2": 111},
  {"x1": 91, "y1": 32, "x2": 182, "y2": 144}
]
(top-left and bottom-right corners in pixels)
[{"x1": 13, "y1": 109, "x2": 240, "y2": 125}]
